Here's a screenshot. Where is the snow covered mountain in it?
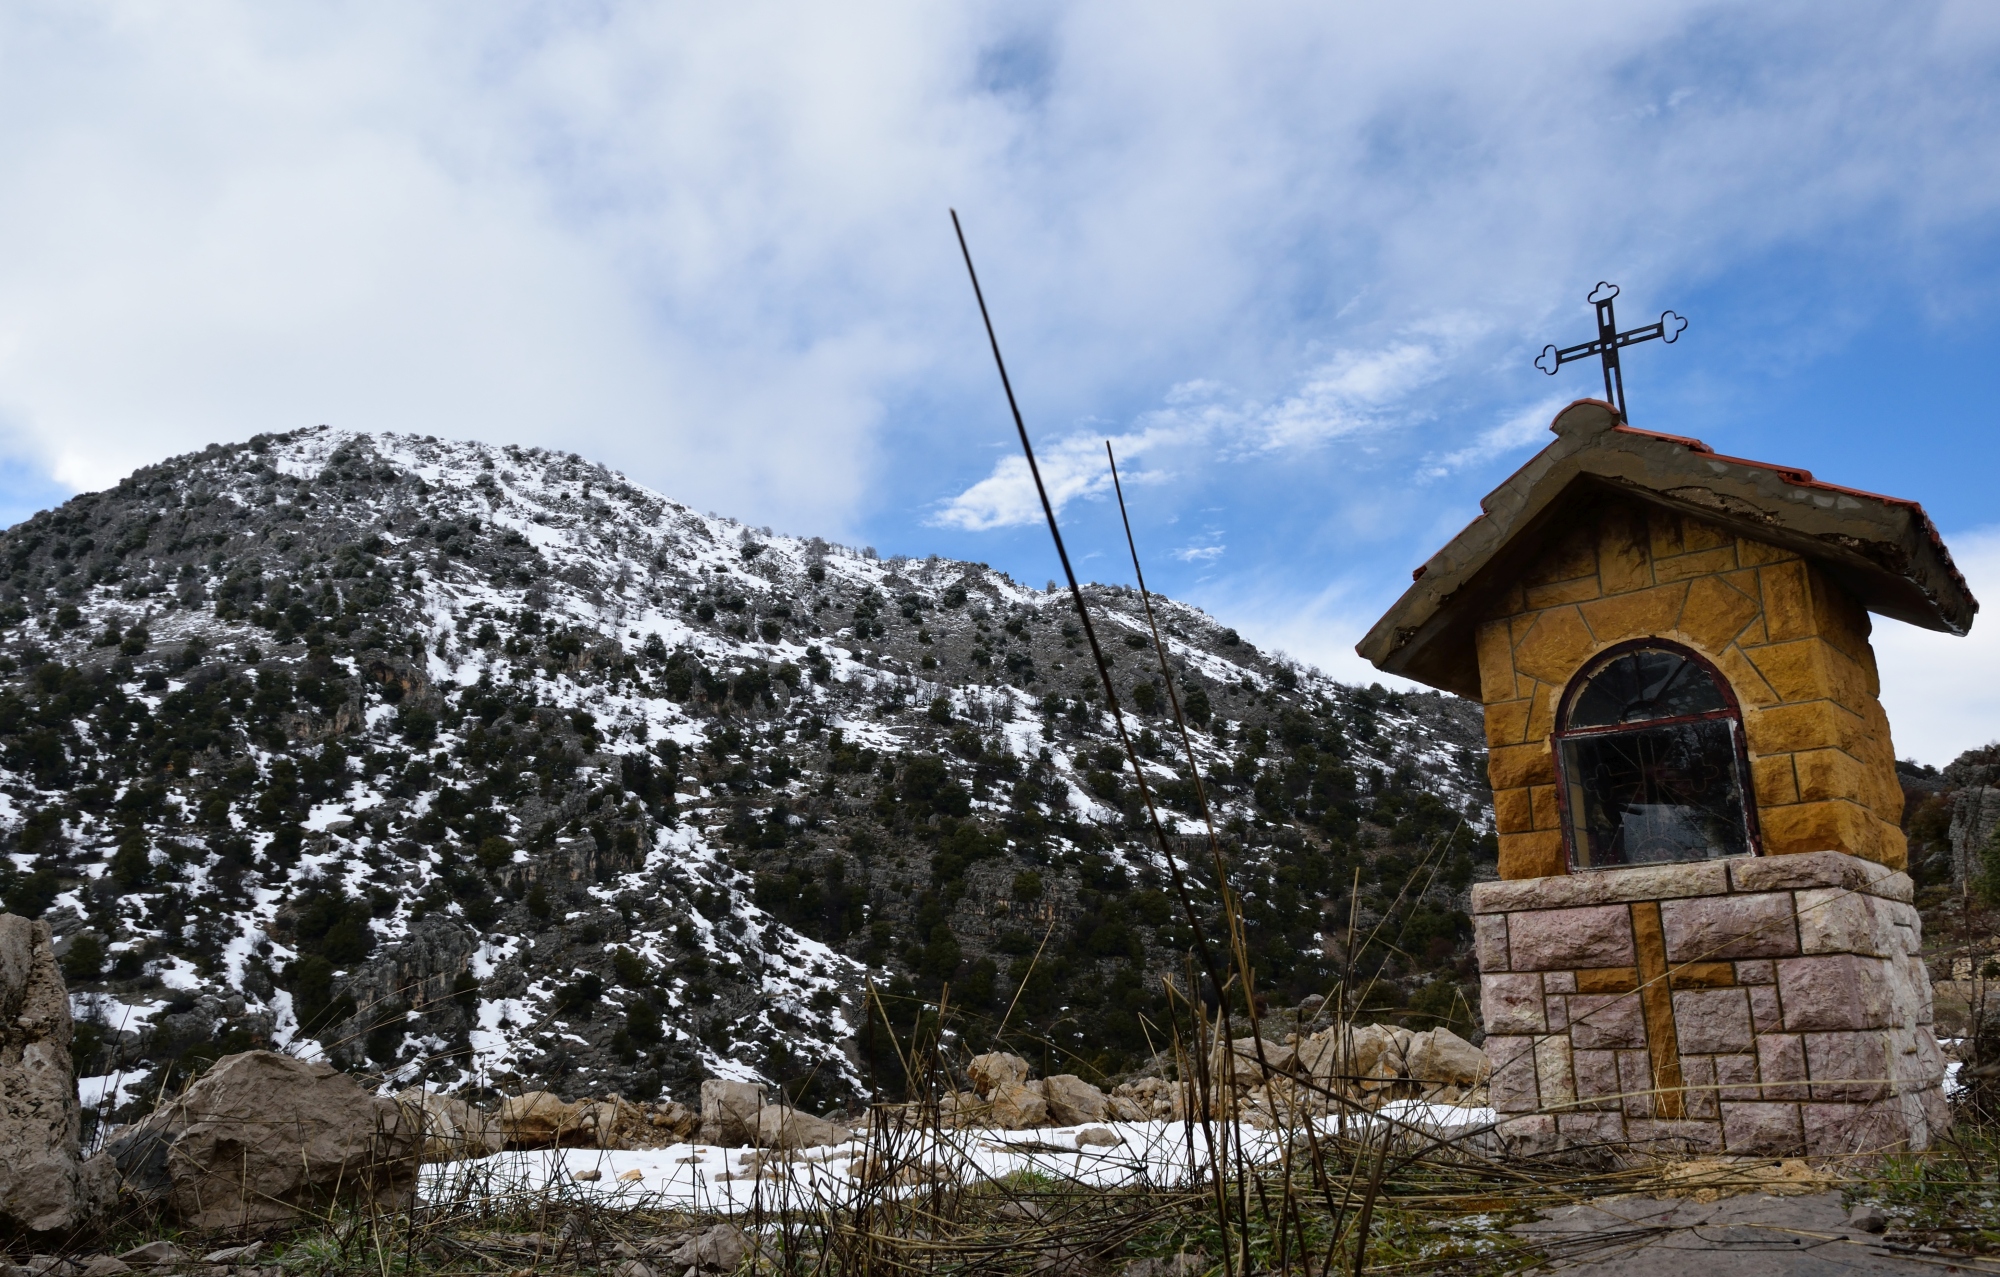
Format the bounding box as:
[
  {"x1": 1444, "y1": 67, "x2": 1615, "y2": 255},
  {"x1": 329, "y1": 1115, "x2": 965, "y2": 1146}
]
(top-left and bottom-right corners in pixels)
[{"x1": 0, "y1": 427, "x2": 1489, "y2": 1124}]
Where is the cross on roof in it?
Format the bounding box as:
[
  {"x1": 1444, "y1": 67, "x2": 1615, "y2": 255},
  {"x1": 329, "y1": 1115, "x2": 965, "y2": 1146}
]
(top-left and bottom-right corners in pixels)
[{"x1": 1535, "y1": 282, "x2": 1687, "y2": 422}]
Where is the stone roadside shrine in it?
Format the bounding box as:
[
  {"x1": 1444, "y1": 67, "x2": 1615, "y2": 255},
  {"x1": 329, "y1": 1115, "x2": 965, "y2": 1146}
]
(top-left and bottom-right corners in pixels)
[{"x1": 1357, "y1": 396, "x2": 1976, "y2": 1157}]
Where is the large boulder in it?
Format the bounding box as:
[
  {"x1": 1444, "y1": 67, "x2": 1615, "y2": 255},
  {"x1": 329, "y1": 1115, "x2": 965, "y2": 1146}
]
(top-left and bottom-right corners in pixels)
[
  {"x1": 1351, "y1": 1024, "x2": 1415, "y2": 1093},
  {"x1": 988, "y1": 1081, "x2": 1048, "y2": 1129},
  {"x1": 967, "y1": 1052, "x2": 1030, "y2": 1099},
  {"x1": 1296, "y1": 1020, "x2": 1424, "y2": 1104},
  {"x1": 753, "y1": 1106, "x2": 851, "y2": 1150},
  {"x1": 107, "y1": 1050, "x2": 417, "y2": 1232},
  {"x1": 1404, "y1": 1029, "x2": 1489, "y2": 1090},
  {"x1": 1040, "y1": 1075, "x2": 1108, "y2": 1126},
  {"x1": 0, "y1": 914, "x2": 114, "y2": 1236},
  {"x1": 497, "y1": 1091, "x2": 584, "y2": 1148},
  {"x1": 396, "y1": 1088, "x2": 502, "y2": 1163},
  {"x1": 699, "y1": 1079, "x2": 767, "y2": 1146}
]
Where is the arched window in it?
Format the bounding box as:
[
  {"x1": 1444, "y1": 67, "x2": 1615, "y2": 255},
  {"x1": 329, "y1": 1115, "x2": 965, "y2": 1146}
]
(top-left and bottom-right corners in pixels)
[{"x1": 1554, "y1": 641, "x2": 1758, "y2": 870}]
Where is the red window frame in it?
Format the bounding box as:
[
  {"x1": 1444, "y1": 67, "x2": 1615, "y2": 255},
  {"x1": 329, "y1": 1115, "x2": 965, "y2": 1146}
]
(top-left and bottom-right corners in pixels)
[{"x1": 1551, "y1": 638, "x2": 1762, "y2": 872}]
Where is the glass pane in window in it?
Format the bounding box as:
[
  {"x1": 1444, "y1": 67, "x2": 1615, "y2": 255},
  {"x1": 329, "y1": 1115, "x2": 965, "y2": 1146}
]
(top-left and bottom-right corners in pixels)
[
  {"x1": 1560, "y1": 719, "x2": 1751, "y2": 867},
  {"x1": 1566, "y1": 647, "x2": 1729, "y2": 728}
]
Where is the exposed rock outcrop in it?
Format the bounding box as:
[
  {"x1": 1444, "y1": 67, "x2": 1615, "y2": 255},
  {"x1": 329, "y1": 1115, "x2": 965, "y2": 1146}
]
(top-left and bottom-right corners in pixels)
[
  {"x1": 0, "y1": 913, "x2": 114, "y2": 1237},
  {"x1": 107, "y1": 1050, "x2": 418, "y2": 1232}
]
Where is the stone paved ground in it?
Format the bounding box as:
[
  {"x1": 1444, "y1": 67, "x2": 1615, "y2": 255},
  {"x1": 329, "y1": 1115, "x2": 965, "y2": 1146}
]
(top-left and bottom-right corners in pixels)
[{"x1": 1511, "y1": 1191, "x2": 1987, "y2": 1274}]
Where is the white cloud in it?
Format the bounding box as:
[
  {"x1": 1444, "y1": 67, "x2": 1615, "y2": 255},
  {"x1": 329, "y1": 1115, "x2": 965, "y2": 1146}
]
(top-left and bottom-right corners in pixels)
[
  {"x1": 1423, "y1": 396, "x2": 1569, "y2": 478},
  {"x1": 0, "y1": 1, "x2": 1994, "y2": 556},
  {"x1": 1872, "y1": 525, "x2": 2000, "y2": 767}
]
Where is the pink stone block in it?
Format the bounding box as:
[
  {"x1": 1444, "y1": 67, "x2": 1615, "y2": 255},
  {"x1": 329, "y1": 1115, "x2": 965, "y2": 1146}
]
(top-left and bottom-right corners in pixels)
[
  {"x1": 1727, "y1": 849, "x2": 1871, "y2": 894},
  {"x1": 1755, "y1": 1033, "x2": 1807, "y2": 1101},
  {"x1": 1485, "y1": 1035, "x2": 1539, "y2": 1113},
  {"x1": 1556, "y1": 1112, "x2": 1625, "y2": 1146},
  {"x1": 1543, "y1": 970, "x2": 1576, "y2": 994},
  {"x1": 1795, "y1": 888, "x2": 1892, "y2": 957},
  {"x1": 1805, "y1": 1031, "x2": 1890, "y2": 1102},
  {"x1": 1546, "y1": 996, "x2": 1570, "y2": 1031},
  {"x1": 1747, "y1": 984, "x2": 1784, "y2": 1034},
  {"x1": 1481, "y1": 973, "x2": 1546, "y2": 1034},
  {"x1": 1680, "y1": 1055, "x2": 1719, "y2": 1119},
  {"x1": 1660, "y1": 892, "x2": 1798, "y2": 962},
  {"x1": 1573, "y1": 1049, "x2": 1620, "y2": 1110},
  {"x1": 1568, "y1": 992, "x2": 1647, "y2": 1050},
  {"x1": 1777, "y1": 954, "x2": 1896, "y2": 1032},
  {"x1": 1671, "y1": 988, "x2": 1754, "y2": 1053},
  {"x1": 1625, "y1": 1119, "x2": 1722, "y2": 1153},
  {"x1": 1721, "y1": 1101, "x2": 1805, "y2": 1155},
  {"x1": 1735, "y1": 959, "x2": 1776, "y2": 984},
  {"x1": 1617, "y1": 1049, "x2": 1655, "y2": 1118},
  {"x1": 1508, "y1": 905, "x2": 1636, "y2": 970},
  {"x1": 1715, "y1": 1052, "x2": 1760, "y2": 1102},
  {"x1": 1474, "y1": 913, "x2": 1509, "y2": 971},
  {"x1": 1801, "y1": 1102, "x2": 1910, "y2": 1156}
]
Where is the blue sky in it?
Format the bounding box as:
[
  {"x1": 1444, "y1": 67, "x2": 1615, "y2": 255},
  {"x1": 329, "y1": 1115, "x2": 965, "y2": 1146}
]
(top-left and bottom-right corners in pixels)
[{"x1": 0, "y1": 2, "x2": 1997, "y2": 762}]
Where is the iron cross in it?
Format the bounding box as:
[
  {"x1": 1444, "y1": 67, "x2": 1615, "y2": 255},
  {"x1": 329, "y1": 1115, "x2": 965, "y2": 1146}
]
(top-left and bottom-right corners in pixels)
[{"x1": 1535, "y1": 282, "x2": 1687, "y2": 422}]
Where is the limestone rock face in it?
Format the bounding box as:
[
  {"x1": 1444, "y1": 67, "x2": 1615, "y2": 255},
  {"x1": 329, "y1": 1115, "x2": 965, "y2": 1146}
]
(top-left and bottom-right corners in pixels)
[
  {"x1": 497, "y1": 1091, "x2": 583, "y2": 1148},
  {"x1": 1040, "y1": 1074, "x2": 1108, "y2": 1126},
  {"x1": 396, "y1": 1089, "x2": 503, "y2": 1163},
  {"x1": 967, "y1": 1052, "x2": 1030, "y2": 1099},
  {"x1": 107, "y1": 1050, "x2": 417, "y2": 1232},
  {"x1": 988, "y1": 1081, "x2": 1048, "y2": 1129},
  {"x1": 699, "y1": 1079, "x2": 767, "y2": 1146},
  {"x1": 0, "y1": 913, "x2": 111, "y2": 1236}
]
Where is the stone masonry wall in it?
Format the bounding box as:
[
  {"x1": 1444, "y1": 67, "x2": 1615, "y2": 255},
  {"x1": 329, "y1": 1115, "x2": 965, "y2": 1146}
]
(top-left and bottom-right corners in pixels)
[
  {"x1": 1476, "y1": 493, "x2": 1907, "y2": 880},
  {"x1": 1475, "y1": 851, "x2": 1948, "y2": 1156}
]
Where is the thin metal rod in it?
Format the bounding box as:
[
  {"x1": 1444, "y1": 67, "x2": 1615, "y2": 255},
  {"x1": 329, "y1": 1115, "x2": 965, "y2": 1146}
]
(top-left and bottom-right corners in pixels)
[{"x1": 950, "y1": 210, "x2": 1241, "y2": 1261}]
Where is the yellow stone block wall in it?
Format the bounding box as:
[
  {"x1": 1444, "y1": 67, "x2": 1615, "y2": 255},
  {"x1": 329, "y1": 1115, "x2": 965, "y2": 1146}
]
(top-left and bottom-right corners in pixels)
[{"x1": 1477, "y1": 496, "x2": 1906, "y2": 880}]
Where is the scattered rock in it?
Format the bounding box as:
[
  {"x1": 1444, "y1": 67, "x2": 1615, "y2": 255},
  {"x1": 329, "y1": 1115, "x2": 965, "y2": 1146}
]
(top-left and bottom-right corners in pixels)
[
  {"x1": 75, "y1": 1259, "x2": 127, "y2": 1277},
  {"x1": 1075, "y1": 1126, "x2": 1122, "y2": 1148},
  {"x1": 199, "y1": 1244, "x2": 263, "y2": 1265},
  {"x1": 0, "y1": 913, "x2": 114, "y2": 1236},
  {"x1": 617, "y1": 1168, "x2": 645, "y2": 1182},
  {"x1": 753, "y1": 1105, "x2": 850, "y2": 1150},
  {"x1": 1847, "y1": 1203, "x2": 1887, "y2": 1233},
  {"x1": 699, "y1": 1079, "x2": 767, "y2": 1146},
  {"x1": 968, "y1": 1052, "x2": 1031, "y2": 1098},
  {"x1": 1120, "y1": 1254, "x2": 1207, "y2": 1277},
  {"x1": 611, "y1": 1262, "x2": 656, "y2": 1277},
  {"x1": 669, "y1": 1224, "x2": 749, "y2": 1271},
  {"x1": 1040, "y1": 1075, "x2": 1109, "y2": 1126},
  {"x1": 112, "y1": 1243, "x2": 186, "y2": 1267},
  {"x1": 397, "y1": 1088, "x2": 504, "y2": 1162},
  {"x1": 573, "y1": 1169, "x2": 602, "y2": 1182},
  {"x1": 497, "y1": 1091, "x2": 584, "y2": 1149},
  {"x1": 1106, "y1": 1095, "x2": 1150, "y2": 1122},
  {"x1": 105, "y1": 1049, "x2": 419, "y2": 1232},
  {"x1": 988, "y1": 1081, "x2": 1049, "y2": 1130}
]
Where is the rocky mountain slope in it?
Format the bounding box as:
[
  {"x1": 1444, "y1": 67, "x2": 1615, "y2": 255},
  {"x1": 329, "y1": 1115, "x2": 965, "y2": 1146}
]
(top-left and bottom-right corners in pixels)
[{"x1": 0, "y1": 427, "x2": 1491, "y2": 1124}]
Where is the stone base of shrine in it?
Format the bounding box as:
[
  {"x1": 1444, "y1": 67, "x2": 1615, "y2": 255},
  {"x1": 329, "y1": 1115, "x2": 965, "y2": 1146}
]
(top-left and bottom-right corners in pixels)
[{"x1": 1473, "y1": 850, "x2": 1950, "y2": 1157}]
